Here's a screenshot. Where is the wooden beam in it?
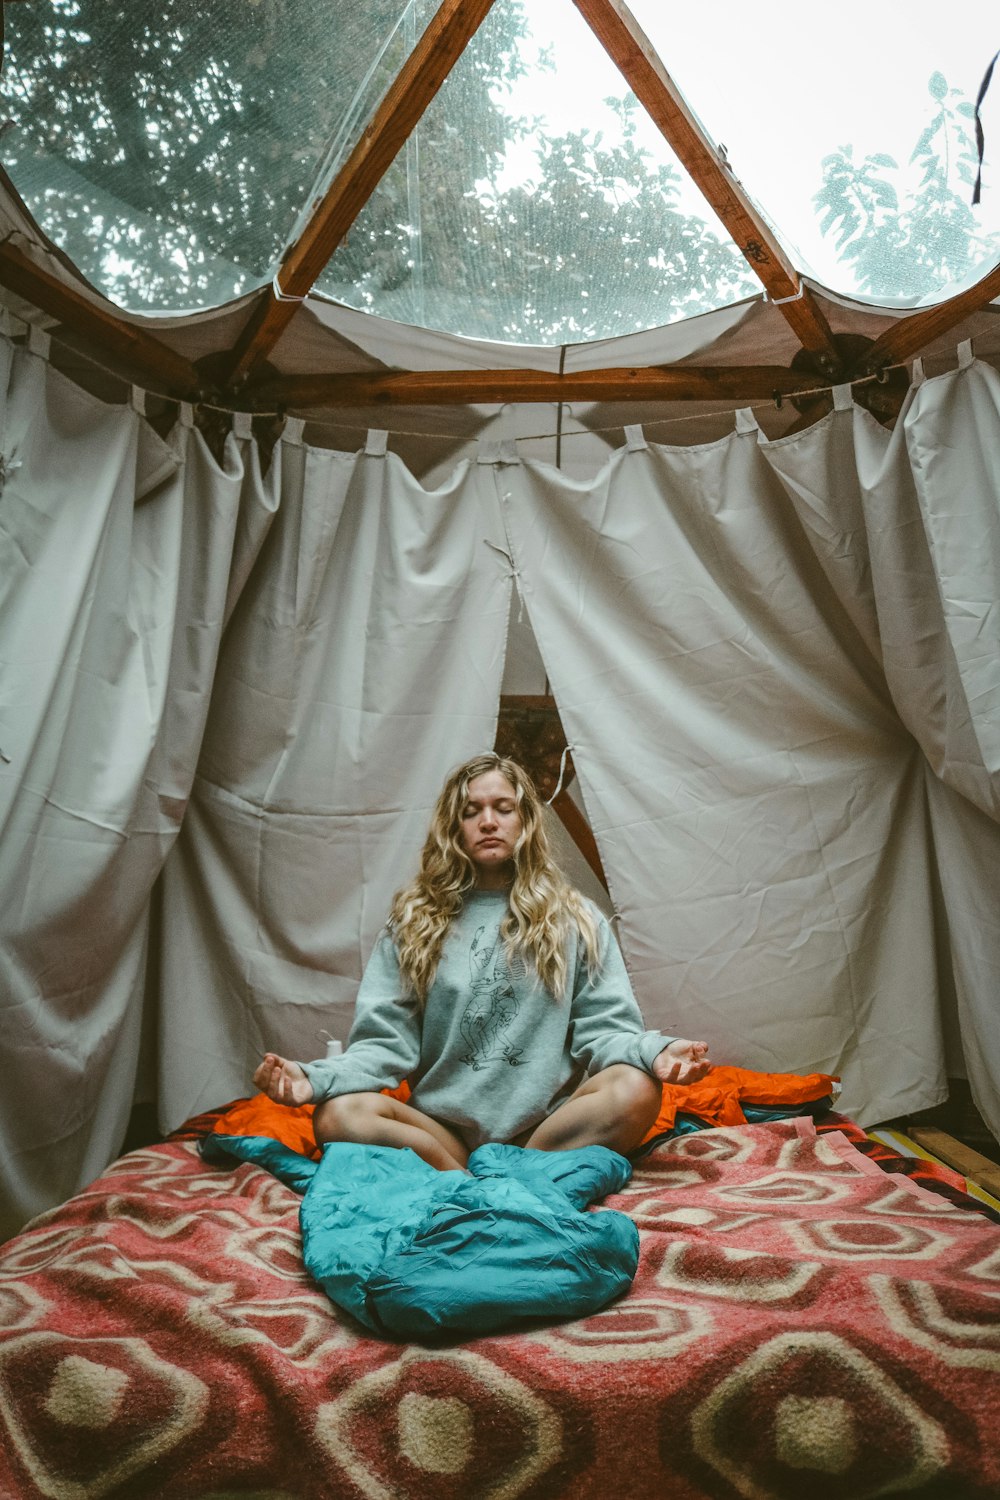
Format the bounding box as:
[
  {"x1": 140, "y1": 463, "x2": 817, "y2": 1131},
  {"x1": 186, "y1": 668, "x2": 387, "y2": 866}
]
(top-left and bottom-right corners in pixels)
[
  {"x1": 225, "y1": 0, "x2": 498, "y2": 388},
  {"x1": 0, "y1": 239, "x2": 201, "y2": 397},
  {"x1": 908, "y1": 1125, "x2": 1000, "y2": 1201},
  {"x1": 863, "y1": 257, "x2": 1000, "y2": 371},
  {"x1": 551, "y1": 789, "x2": 609, "y2": 892},
  {"x1": 570, "y1": 0, "x2": 842, "y2": 371},
  {"x1": 248, "y1": 363, "x2": 823, "y2": 409}
]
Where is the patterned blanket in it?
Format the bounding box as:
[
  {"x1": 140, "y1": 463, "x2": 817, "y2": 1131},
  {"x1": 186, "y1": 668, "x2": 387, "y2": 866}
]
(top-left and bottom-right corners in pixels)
[{"x1": 1, "y1": 1116, "x2": 998, "y2": 1498}]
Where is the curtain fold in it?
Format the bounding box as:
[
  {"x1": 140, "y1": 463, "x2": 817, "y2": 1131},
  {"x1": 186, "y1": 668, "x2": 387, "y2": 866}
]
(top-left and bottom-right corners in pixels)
[
  {"x1": 504, "y1": 379, "x2": 1000, "y2": 1137},
  {"x1": 0, "y1": 340, "x2": 510, "y2": 1232},
  {"x1": 155, "y1": 443, "x2": 511, "y2": 1129},
  {"x1": 501, "y1": 414, "x2": 945, "y2": 1128},
  {"x1": 3, "y1": 335, "x2": 999, "y2": 1235},
  {"x1": 0, "y1": 348, "x2": 251, "y2": 1235},
  {"x1": 891, "y1": 361, "x2": 1000, "y2": 1137}
]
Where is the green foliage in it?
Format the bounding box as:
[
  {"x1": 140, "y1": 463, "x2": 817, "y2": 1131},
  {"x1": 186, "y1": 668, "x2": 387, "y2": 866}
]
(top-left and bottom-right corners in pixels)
[
  {"x1": 322, "y1": 90, "x2": 755, "y2": 341},
  {"x1": 813, "y1": 74, "x2": 999, "y2": 298},
  {"x1": 1, "y1": 0, "x2": 523, "y2": 308},
  {"x1": 1, "y1": 6, "x2": 997, "y2": 340},
  {"x1": 0, "y1": 0, "x2": 756, "y2": 336}
]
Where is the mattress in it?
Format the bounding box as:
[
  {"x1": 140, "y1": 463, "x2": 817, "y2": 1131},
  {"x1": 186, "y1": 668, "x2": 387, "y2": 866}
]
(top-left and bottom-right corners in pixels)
[{"x1": 1, "y1": 1110, "x2": 998, "y2": 1499}]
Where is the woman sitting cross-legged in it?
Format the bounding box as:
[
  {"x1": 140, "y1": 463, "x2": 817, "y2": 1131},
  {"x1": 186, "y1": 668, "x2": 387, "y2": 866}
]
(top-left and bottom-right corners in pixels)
[{"x1": 254, "y1": 752, "x2": 710, "y2": 1171}]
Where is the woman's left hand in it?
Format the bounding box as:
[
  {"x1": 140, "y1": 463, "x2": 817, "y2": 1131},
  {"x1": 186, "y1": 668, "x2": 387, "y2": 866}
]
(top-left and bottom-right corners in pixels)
[{"x1": 652, "y1": 1038, "x2": 711, "y2": 1085}]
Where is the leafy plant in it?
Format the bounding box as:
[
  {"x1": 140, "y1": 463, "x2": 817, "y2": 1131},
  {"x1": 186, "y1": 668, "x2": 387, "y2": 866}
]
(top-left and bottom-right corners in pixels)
[{"x1": 813, "y1": 72, "x2": 998, "y2": 298}]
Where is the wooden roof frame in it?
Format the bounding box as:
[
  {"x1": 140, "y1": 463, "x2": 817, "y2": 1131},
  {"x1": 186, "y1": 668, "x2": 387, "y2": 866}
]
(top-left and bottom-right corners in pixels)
[
  {"x1": 247, "y1": 364, "x2": 829, "y2": 410},
  {"x1": 3, "y1": 0, "x2": 1000, "y2": 412},
  {"x1": 569, "y1": 0, "x2": 845, "y2": 375},
  {"x1": 222, "y1": 0, "x2": 499, "y2": 389}
]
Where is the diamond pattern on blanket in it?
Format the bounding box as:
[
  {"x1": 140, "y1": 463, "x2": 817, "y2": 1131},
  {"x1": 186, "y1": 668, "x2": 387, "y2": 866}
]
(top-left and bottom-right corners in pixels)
[
  {"x1": 787, "y1": 1215, "x2": 957, "y2": 1260},
  {"x1": 2, "y1": 1121, "x2": 999, "y2": 1499},
  {"x1": 0, "y1": 1332, "x2": 209, "y2": 1497},
  {"x1": 870, "y1": 1274, "x2": 1000, "y2": 1369},
  {"x1": 315, "y1": 1349, "x2": 566, "y2": 1499},
  {"x1": 187, "y1": 1290, "x2": 359, "y2": 1364},
  {"x1": 0, "y1": 1282, "x2": 49, "y2": 1333},
  {"x1": 682, "y1": 1330, "x2": 951, "y2": 1500},
  {"x1": 527, "y1": 1297, "x2": 714, "y2": 1362}
]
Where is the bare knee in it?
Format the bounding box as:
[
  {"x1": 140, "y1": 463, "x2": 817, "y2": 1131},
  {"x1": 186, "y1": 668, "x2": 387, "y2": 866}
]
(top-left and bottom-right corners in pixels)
[
  {"x1": 578, "y1": 1062, "x2": 665, "y2": 1140},
  {"x1": 595, "y1": 1064, "x2": 662, "y2": 1131},
  {"x1": 312, "y1": 1092, "x2": 389, "y2": 1146}
]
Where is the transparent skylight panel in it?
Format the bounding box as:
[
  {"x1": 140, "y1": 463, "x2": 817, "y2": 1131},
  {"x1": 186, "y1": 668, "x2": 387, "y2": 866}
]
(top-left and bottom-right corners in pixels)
[
  {"x1": 316, "y1": 0, "x2": 758, "y2": 343},
  {"x1": 0, "y1": 0, "x2": 425, "y2": 312},
  {"x1": 629, "y1": 0, "x2": 1000, "y2": 303}
]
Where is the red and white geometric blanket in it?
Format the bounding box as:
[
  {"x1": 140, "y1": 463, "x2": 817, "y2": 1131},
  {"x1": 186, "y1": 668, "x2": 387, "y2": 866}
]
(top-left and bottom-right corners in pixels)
[{"x1": 1, "y1": 1116, "x2": 998, "y2": 1499}]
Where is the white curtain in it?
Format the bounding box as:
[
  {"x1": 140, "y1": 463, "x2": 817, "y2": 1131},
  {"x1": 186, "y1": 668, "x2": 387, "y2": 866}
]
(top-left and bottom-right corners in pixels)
[
  {"x1": 0, "y1": 339, "x2": 249, "y2": 1234},
  {"x1": 502, "y1": 373, "x2": 1000, "y2": 1137},
  {"x1": 0, "y1": 340, "x2": 510, "y2": 1236},
  {"x1": 156, "y1": 435, "x2": 511, "y2": 1128},
  {"x1": 3, "y1": 330, "x2": 999, "y2": 1235}
]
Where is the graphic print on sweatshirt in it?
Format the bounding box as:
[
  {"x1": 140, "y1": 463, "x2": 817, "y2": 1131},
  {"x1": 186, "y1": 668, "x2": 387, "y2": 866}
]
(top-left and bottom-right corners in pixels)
[{"x1": 459, "y1": 925, "x2": 529, "y2": 1070}]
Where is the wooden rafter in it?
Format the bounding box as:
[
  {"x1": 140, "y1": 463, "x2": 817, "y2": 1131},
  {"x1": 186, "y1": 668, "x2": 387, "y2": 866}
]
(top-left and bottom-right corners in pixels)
[
  {"x1": 0, "y1": 239, "x2": 201, "y2": 397},
  {"x1": 863, "y1": 257, "x2": 1000, "y2": 371},
  {"x1": 496, "y1": 694, "x2": 609, "y2": 891},
  {"x1": 247, "y1": 363, "x2": 824, "y2": 409},
  {"x1": 570, "y1": 0, "x2": 843, "y2": 373},
  {"x1": 550, "y1": 788, "x2": 608, "y2": 891},
  {"x1": 224, "y1": 0, "x2": 497, "y2": 389}
]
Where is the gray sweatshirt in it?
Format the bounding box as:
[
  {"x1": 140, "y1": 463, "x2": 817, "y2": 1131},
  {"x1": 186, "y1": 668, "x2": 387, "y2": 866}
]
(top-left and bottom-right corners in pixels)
[{"x1": 299, "y1": 891, "x2": 675, "y2": 1149}]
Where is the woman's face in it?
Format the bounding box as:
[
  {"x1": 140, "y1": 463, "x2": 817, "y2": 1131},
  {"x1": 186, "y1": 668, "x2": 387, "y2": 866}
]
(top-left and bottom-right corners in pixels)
[{"x1": 459, "y1": 769, "x2": 523, "y2": 887}]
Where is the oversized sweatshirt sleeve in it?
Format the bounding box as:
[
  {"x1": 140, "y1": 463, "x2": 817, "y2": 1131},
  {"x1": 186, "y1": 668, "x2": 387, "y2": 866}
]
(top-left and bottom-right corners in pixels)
[
  {"x1": 566, "y1": 913, "x2": 676, "y2": 1076},
  {"x1": 298, "y1": 930, "x2": 422, "y2": 1102}
]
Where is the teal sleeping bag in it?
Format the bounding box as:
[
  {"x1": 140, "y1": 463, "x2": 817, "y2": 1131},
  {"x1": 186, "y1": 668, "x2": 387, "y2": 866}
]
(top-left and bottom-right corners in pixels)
[{"x1": 202, "y1": 1133, "x2": 639, "y2": 1339}]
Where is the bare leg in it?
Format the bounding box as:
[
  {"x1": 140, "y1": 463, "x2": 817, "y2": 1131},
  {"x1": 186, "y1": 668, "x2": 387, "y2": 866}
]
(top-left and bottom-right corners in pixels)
[
  {"x1": 525, "y1": 1064, "x2": 662, "y2": 1156},
  {"x1": 313, "y1": 1092, "x2": 469, "y2": 1172}
]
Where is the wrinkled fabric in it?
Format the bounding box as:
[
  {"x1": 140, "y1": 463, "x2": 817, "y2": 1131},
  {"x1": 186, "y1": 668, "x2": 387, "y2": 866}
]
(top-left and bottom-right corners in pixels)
[
  {"x1": 203, "y1": 1132, "x2": 637, "y2": 1339},
  {"x1": 640, "y1": 1064, "x2": 837, "y2": 1143},
  {"x1": 8, "y1": 323, "x2": 1000, "y2": 1242},
  {"x1": 498, "y1": 385, "x2": 1000, "y2": 1139}
]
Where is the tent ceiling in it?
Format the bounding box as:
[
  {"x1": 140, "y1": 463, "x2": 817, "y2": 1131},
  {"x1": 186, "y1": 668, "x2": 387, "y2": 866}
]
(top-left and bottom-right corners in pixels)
[{"x1": 1, "y1": 0, "x2": 1000, "y2": 429}]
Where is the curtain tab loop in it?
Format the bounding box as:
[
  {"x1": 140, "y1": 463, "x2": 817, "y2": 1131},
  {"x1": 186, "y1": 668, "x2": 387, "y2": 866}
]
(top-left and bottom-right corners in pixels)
[
  {"x1": 232, "y1": 411, "x2": 254, "y2": 440},
  {"x1": 282, "y1": 416, "x2": 305, "y2": 446},
  {"x1": 271, "y1": 271, "x2": 306, "y2": 304},
  {"x1": 178, "y1": 402, "x2": 195, "y2": 429},
  {"x1": 26, "y1": 323, "x2": 50, "y2": 360},
  {"x1": 832, "y1": 383, "x2": 853, "y2": 411},
  {"x1": 911, "y1": 357, "x2": 925, "y2": 385},
  {"x1": 957, "y1": 339, "x2": 974, "y2": 368},
  {"x1": 129, "y1": 385, "x2": 146, "y2": 416},
  {"x1": 624, "y1": 424, "x2": 647, "y2": 451},
  {"x1": 734, "y1": 407, "x2": 759, "y2": 435},
  {"x1": 365, "y1": 428, "x2": 388, "y2": 457}
]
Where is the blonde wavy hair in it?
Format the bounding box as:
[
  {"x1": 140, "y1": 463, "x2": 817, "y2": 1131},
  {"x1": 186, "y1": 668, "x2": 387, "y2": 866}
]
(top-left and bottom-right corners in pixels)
[{"x1": 389, "y1": 753, "x2": 602, "y2": 1003}]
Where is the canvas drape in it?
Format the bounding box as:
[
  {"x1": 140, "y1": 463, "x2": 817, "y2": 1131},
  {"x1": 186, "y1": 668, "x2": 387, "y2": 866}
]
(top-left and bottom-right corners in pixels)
[
  {"x1": 501, "y1": 369, "x2": 1000, "y2": 1137},
  {"x1": 4, "y1": 331, "x2": 999, "y2": 1235},
  {"x1": 0, "y1": 338, "x2": 510, "y2": 1235},
  {"x1": 155, "y1": 434, "x2": 511, "y2": 1128},
  {"x1": 0, "y1": 338, "x2": 254, "y2": 1234}
]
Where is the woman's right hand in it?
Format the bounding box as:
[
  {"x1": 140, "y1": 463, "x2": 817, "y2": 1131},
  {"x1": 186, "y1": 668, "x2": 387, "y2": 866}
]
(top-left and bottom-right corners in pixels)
[{"x1": 253, "y1": 1053, "x2": 315, "y2": 1107}]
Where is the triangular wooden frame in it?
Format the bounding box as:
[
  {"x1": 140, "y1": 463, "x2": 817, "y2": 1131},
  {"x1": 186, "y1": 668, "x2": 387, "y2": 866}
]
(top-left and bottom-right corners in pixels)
[{"x1": 2, "y1": 0, "x2": 999, "y2": 412}]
